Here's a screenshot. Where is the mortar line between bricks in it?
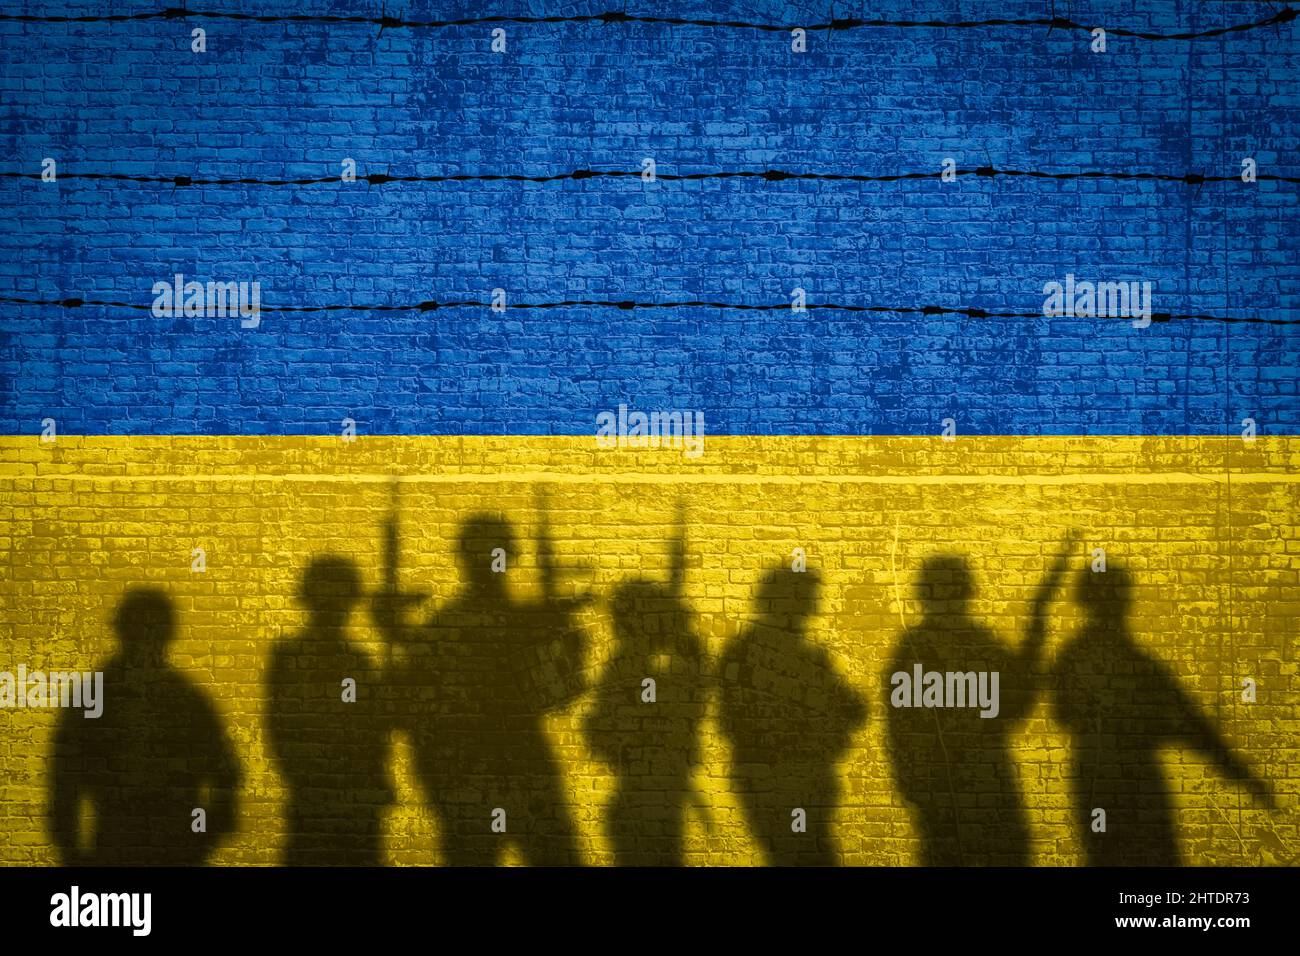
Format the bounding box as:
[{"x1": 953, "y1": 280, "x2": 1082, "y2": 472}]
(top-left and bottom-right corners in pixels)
[{"x1": 5, "y1": 471, "x2": 1296, "y2": 486}]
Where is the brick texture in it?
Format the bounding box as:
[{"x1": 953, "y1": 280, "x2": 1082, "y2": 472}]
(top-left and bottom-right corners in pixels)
[
  {"x1": 0, "y1": 0, "x2": 1297, "y2": 434},
  {"x1": 0, "y1": 436, "x2": 1295, "y2": 865}
]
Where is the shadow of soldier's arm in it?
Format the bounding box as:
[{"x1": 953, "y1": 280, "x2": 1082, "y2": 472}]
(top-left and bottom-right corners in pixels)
[{"x1": 1166, "y1": 672, "x2": 1278, "y2": 811}]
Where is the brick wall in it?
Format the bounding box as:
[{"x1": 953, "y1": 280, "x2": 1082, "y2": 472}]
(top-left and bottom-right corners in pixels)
[
  {"x1": 1, "y1": 436, "x2": 1295, "y2": 865},
  {"x1": 1, "y1": 0, "x2": 1296, "y2": 868},
  {"x1": 0, "y1": 0, "x2": 1297, "y2": 435}
]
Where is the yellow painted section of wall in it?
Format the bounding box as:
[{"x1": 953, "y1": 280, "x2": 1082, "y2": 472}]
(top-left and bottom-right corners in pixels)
[{"x1": 1, "y1": 436, "x2": 1297, "y2": 866}]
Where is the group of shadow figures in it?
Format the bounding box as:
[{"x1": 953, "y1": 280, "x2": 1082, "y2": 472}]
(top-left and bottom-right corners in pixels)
[{"x1": 49, "y1": 512, "x2": 1275, "y2": 867}]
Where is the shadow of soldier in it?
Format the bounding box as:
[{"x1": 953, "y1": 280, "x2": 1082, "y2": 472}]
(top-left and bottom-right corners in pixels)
[
  {"x1": 266, "y1": 556, "x2": 394, "y2": 865},
  {"x1": 49, "y1": 588, "x2": 241, "y2": 866},
  {"x1": 376, "y1": 513, "x2": 592, "y2": 866},
  {"x1": 884, "y1": 550, "x2": 1066, "y2": 866},
  {"x1": 1053, "y1": 564, "x2": 1275, "y2": 865},
  {"x1": 584, "y1": 576, "x2": 711, "y2": 866},
  {"x1": 718, "y1": 567, "x2": 867, "y2": 866}
]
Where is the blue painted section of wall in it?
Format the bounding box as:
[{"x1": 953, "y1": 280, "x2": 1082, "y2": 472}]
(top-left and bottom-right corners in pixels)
[{"x1": 0, "y1": 0, "x2": 1297, "y2": 435}]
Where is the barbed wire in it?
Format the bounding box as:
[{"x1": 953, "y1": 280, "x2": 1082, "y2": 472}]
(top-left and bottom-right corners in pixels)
[
  {"x1": 0, "y1": 5, "x2": 1294, "y2": 42},
  {"x1": 2, "y1": 293, "x2": 1292, "y2": 325}
]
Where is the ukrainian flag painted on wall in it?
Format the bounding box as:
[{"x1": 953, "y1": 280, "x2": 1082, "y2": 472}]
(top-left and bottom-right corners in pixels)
[{"x1": 1, "y1": 0, "x2": 1298, "y2": 867}]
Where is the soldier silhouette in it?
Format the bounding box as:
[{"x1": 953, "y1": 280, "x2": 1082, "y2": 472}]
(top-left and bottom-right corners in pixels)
[
  {"x1": 584, "y1": 505, "x2": 711, "y2": 865},
  {"x1": 49, "y1": 588, "x2": 241, "y2": 865},
  {"x1": 884, "y1": 540, "x2": 1072, "y2": 866},
  {"x1": 267, "y1": 556, "x2": 394, "y2": 865},
  {"x1": 719, "y1": 567, "x2": 867, "y2": 866},
  {"x1": 1053, "y1": 563, "x2": 1275, "y2": 865},
  {"x1": 374, "y1": 507, "x2": 592, "y2": 865}
]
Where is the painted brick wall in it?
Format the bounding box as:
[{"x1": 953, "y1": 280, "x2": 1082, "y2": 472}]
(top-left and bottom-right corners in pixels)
[
  {"x1": 1, "y1": 1, "x2": 1297, "y2": 868},
  {"x1": 1, "y1": 0, "x2": 1297, "y2": 435},
  {"x1": 1, "y1": 436, "x2": 1295, "y2": 865}
]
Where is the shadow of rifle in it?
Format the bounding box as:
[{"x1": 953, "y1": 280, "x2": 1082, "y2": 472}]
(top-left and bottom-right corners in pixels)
[
  {"x1": 536, "y1": 486, "x2": 597, "y2": 613},
  {"x1": 512, "y1": 487, "x2": 598, "y2": 711},
  {"x1": 375, "y1": 477, "x2": 430, "y2": 664},
  {"x1": 671, "y1": 498, "x2": 718, "y2": 834}
]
